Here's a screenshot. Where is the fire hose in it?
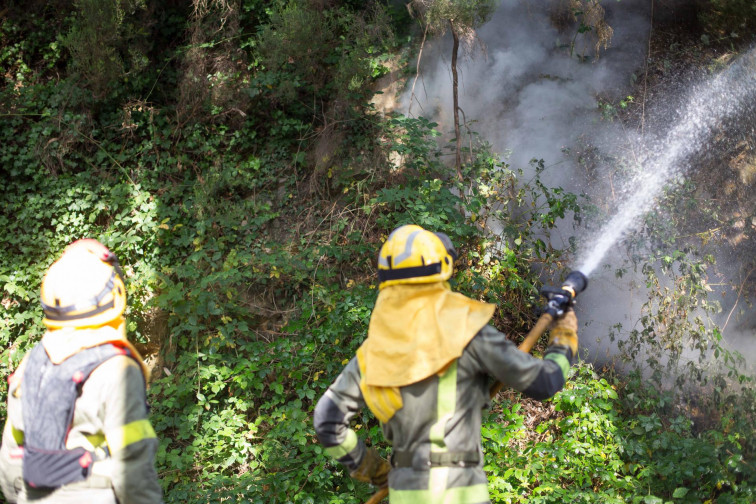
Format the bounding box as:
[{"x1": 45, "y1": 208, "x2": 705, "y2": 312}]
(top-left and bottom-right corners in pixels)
[{"x1": 365, "y1": 271, "x2": 588, "y2": 504}]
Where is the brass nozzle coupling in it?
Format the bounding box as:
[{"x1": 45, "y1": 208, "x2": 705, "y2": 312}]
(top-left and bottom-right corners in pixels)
[{"x1": 561, "y1": 270, "x2": 588, "y2": 300}]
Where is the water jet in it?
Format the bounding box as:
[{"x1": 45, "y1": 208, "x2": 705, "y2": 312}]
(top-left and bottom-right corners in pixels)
[{"x1": 575, "y1": 48, "x2": 756, "y2": 278}]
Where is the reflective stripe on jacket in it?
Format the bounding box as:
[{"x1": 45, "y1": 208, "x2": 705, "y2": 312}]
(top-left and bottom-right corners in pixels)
[{"x1": 313, "y1": 324, "x2": 574, "y2": 503}]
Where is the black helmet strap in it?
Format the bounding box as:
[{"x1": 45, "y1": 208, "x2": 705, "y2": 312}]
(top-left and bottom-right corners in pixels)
[
  {"x1": 378, "y1": 262, "x2": 443, "y2": 283},
  {"x1": 42, "y1": 270, "x2": 119, "y2": 322}
]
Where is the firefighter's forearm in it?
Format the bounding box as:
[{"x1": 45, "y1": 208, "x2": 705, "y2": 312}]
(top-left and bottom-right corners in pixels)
[
  {"x1": 470, "y1": 325, "x2": 576, "y2": 399},
  {"x1": 313, "y1": 358, "x2": 368, "y2": 471},
  {"x1": 521, "y1": 344, "x2": 573, "y2": 400},
  {"x1": 313, "y1": 393, "x2": 366, "y2": 471}
]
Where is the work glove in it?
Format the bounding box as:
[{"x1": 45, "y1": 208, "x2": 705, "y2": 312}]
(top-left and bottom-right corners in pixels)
[
  {"x1": 548, "y1": 308, "x2": 578, "y2": 356},
  {"x1": 350, "y1": 447, "x2": 390, "y2": 488}
]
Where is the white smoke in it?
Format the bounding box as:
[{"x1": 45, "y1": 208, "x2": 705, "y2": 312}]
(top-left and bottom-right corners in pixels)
[
  {"x1": 400, "y1": 0, "x2": 652, "y2": 358},
  {"x1": 402, "y1": 0, "x2": 651, "y2": 190},
  {"x1": 399, "y1": 0, "x2": 756, "y2": 369}
]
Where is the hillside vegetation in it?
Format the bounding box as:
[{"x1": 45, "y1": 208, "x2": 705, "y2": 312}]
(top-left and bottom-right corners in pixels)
[{"x1": 1, "y1": 1, "x2": 755, "y2": 503}]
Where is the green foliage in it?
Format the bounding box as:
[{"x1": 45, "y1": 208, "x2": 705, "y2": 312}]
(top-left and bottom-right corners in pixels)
[
  {"x1": 609, "y1": 249, "x2": 724, "y2": 385},
  {"x1": 255, "y1": 1, "x2": 394, "y2": 111},
  {"x1": 485, "y1": 365, "x2": 631, "y2": 503},
  {"x1": 585, "y1": 94, "x2": 756, "y2": 503},
  {"x1": 412, "y1": 0, "x2": 497, "y2": 35},
  {"x1": 598, "y1": 171, "x2": 753, "y2": 393},
  {"x1": 61, "y1": 0, "x2": 150, "y2": 96},
  {"x1": 700, "y1": 0, "x2": 756, "y2": 45},
  {"x1": 598, "y1": 96, "x2": 635, "y2": 122},
  {"x1": 2, "y1": 4, "x2": 755, "y2": 504},
  {"x1": 485, "y1": 364, "x2": 756, "y2": 503},
  {"x1": 0, "y1": 14, "x2": 66, "y2": 86},
  {"x1": 372, "y1": 115, "x2": 471, "y2": 235},
  {"x1": 621, "y1": 371, "x2": 756, "y2": 503}
]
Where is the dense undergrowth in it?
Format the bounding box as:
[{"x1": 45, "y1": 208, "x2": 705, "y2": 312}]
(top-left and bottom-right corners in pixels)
[{"x1": 1, "y1": 1, "x2": 755, "y2": 503}]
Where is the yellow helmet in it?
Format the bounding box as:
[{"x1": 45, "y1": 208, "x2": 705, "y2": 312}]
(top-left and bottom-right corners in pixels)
[
  {"x1": 40, "y1": 239, "x2": 127, "y2": 329},
  {"x1": 377, "y1": 225, "x2": 457, "y2": 290}
]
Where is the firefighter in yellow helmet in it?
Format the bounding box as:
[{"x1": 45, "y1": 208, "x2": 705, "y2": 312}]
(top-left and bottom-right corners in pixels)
[
  {"x1": 313, "y1": 225, "x2": 579, "y2": 503},
  {"x1": 0, "y1": 239, "x2": 163, "y2": 504}
]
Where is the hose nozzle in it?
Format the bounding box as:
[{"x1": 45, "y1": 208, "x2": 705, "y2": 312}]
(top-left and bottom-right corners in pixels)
[{"x1": 541, "y1": 270, "x2": 588, "y2": 317}]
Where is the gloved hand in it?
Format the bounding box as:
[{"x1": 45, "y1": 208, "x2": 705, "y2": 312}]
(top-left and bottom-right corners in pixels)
[
  {"x1": 350, "y1": 448, "x2": 390, "y2": 488},
  {"x1": 548, "y1": 308, "x2": 578, "y2": 356}
]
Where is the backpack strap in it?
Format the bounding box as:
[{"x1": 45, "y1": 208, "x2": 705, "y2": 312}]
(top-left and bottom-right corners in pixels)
[{"x1": 20, "y1": 343, "x2": 135, "y2": 489}]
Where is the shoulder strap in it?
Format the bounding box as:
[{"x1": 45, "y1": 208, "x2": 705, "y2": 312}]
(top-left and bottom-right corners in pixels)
[
  {"x1": 21, "y1": 343, "x2": 129, "y2": 449},
  {"x1": 20, "y1": 343, "x2": 132, "y2": 489}
]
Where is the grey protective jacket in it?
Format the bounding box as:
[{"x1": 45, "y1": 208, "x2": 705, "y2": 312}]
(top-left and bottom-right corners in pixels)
[
  {"x1": 313, "y1": 324, "x2": 574, "y2": 504},
  {"x1": 0, "y1": 344, "x2": 163, "y2": 504}
]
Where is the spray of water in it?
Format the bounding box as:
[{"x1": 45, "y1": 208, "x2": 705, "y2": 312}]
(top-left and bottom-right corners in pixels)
[{"x1": 576, "y1": 48, "x2": 756, "y2": 277}]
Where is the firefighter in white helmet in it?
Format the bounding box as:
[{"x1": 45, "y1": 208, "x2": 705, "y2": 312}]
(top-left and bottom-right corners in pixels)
[
  {"x1": 313, "y1": 224, "x2": 578, "y2": 503},
  {"x1": 0, "y1": 239, "x2": 163, "y2": 504}
]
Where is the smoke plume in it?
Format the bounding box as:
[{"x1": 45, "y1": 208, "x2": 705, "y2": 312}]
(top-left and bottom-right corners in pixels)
[{"x1": 399, "y1": 0, "x2": 756, "y2": 370}]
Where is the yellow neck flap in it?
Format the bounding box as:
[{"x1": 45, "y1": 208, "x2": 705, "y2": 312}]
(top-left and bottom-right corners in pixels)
[
  {"x1": 41, "y1": 317, "x2": 151, "y2": 381},
  {"x1": 359, "y1": 282, "x2": 494, "y2": 388}
]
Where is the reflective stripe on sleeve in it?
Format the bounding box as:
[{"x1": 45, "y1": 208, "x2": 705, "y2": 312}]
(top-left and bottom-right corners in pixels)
[
  {"x1": 10, "y1": 423, "x2": 24, "y2": 445},
  {"x1": 389, "y1": 483, "x2": 489, "y2": 504},
  {"x1": 105, "y1": 419, "x2": 157, "y2": 453},
  {"x1": 85, "y1": 433, "x2": 107, "y2": 449},
  {"x1": 545, "y1": 352, "x2": 570, "y2": 380},
  {"x1": 324, "y1": 428, "x2": 358, "y2": 459}
]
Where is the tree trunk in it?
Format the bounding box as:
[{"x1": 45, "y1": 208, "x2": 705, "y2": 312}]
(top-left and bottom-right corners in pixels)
[{"x1": 449, "y1": 19, "x2": 462, "y2": 181}]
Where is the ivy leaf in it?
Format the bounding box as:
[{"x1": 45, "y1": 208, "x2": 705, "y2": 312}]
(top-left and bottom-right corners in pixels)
[{"x1": 672, "y1": 487, "x2": 689, "y2": 498}]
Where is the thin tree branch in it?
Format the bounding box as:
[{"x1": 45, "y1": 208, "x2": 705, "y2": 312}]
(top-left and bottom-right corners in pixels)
[
  {"x1": 408, "y1": 22, "x2": 430, "y2": 118},
  {"x1": 449, "y1": 19, "x2": 463, "y2": 181},
  {"x1": 722, "y1": 267, "x2": 755, "y2": 332}
]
